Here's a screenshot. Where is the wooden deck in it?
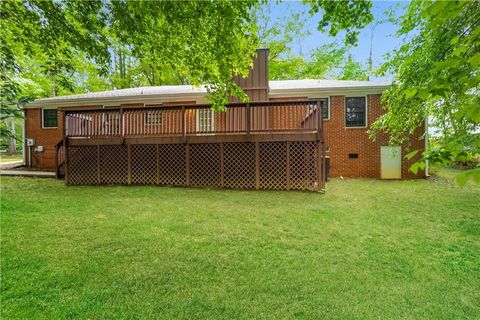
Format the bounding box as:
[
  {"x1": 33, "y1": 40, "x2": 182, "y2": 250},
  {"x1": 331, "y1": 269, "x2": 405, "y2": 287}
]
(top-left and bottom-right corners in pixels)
[{"x1": 57, "y1": 100, "x2": 326, "y2": 191}]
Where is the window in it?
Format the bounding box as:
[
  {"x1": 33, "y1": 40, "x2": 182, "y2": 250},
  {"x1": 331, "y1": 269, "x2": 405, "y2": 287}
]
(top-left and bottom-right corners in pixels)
[
  {"x1": 307, "y1": 98, "x2": 329, "y2": 120},
  {"x1": 320, "y1": 99, "x2": 329, "y2": 119},
  {"x1": 145, "y1": 110, "x2": 162, "y2": 125},
  {"x1": 102, "y1": 111, "x2": 121, "y2": 134},
  {"x1": 345, "y1": 97, "x2": 367, "y2": 127},
  {"x1": 197, "y1": 108, "x2": 215, "y2": 133},
  {"x1": 42, "y1": 109, "x2": 58, "y2": 128}
]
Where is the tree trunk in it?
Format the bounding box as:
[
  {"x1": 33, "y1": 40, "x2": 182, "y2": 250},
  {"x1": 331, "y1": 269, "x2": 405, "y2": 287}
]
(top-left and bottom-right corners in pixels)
[{"x1": 4, "y1": 117, "x2": 17, "y2": 155}]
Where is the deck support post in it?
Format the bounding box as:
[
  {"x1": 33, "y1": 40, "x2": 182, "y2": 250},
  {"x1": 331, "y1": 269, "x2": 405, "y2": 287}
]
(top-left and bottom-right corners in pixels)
[
  {"x1": 322, "y1": 141, "x2": 326, "y2": 190},
  {"x1": 220, "y1": 142, "x2": 224, "y2": 188},
  {"x1": 97, "y1": 145, "x2": 101, "y2": 184},
  {"x1": 127, "y1": 144, "x2": 132, "y2": 185},
  {"x1": 185, "y1": 143, "x2": 190, "y2": 187},
  {"x1": 54, "y1": 142, "x2": 59, "y2": 179},
  {"x1": 120, "y1": 108, "x2": 124, "y2": 137},
  {"x1": 156, "y1": 144, "x2": 160, "y2": 185},
  {"x1": 255, "y1": 141, "x2": 260, "y2": 190},
  {"x1": 62, "y1": 111, "x2": 69, "y2": 184},
  {"x1": 64, "y1": 138, "x2": 69, "y2": 184},
  {"x1": 317, "y1": 141, "x2": 322, "y2": 191},
  {"x1": 316, "y1": 99, "x2": 325, "y2": 192},
  {"x1": 182, "y1": 106, "x2": 186, "y2": 143},
  {"x1": 316, "y1": 100, "x2": 322, "y2": 141},
  {"x1": 286, "y1": 141, "x2": 290, "y2": 190},
  {"x1": 246, "y1": 104, "x2": 251, "y2": 135}
]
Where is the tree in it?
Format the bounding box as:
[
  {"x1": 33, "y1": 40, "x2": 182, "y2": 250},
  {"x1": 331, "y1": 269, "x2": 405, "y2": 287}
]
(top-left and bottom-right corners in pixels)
[
  {"x1": 253, "y1": 3, "x2": 311, "y2": 80},
  {"x1": 255, "y1": 1, "x2": 372, "y2": 81},
  {"x1": 1, "y1": 0, "x2": 111, "y2": 146},
  {"x1": 370, "y1": 0, "x2": 480, "y2": 183},
  {"x1": 260, "y1": 40, "x2": 367, "y2": 81},
  {"x1": 306, "y1": 0, "x2": 374, "y2": 45},
  {"x1": 108, "y1": 0, "x2": 259, "y2": 110},
  {"x1": 0, "y1": 75, "x2": 38, "y2": 154},
  {"x1": 338, "y1": 55, "x2": 368, "y2": 80},
  {"x1": 1, "y1": 0, "x2": 260, "y2": 146},
  {"x1": 299, "y1": 44, "x2": 346, "y2": 79}
]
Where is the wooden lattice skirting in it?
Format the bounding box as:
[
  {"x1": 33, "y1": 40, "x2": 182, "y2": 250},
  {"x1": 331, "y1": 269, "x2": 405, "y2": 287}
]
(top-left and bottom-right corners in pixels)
[{"x1": 66, "y1": 141, "x2": 325, "y2": 191}]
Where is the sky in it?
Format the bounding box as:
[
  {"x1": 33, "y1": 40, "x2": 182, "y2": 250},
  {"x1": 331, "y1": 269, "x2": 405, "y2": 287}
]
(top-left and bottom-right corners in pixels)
[{"x1": 263, "y1": 1, "x2": 410, "y2": 80}]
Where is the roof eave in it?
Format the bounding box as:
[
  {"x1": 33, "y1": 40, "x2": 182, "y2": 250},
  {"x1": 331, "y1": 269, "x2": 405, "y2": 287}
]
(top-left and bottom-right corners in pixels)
[
  {"x1": 23, "y1": 92, "x2": 208, "y2": 109},
  {"x1": 269, "y1": 85, "x2": 390, "y2": 97},
  {"x1": 24, "y1": 84, "x2": 390, "y2": 109}
]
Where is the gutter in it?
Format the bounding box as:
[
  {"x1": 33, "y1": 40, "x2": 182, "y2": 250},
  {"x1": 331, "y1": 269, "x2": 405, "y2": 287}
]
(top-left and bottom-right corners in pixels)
[
  {"x1": 24, "y1": 84, "x2": 391, "y2": 109},
  {"x1": 22, "y1": 111, "x2": 26, "y2": 166},
  {"x1": 24, "y1": 92, "x2": 208, "y2": 109},
  {"x1": 269, "y1": 85, "x2": 390, "y2": 98}
]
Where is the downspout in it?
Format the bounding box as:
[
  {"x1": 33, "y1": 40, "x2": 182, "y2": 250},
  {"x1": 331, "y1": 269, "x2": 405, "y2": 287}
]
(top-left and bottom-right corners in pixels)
[
  {"x1": 22, "y1": 110, "x2": 26, "y2": 166},
  {"x1": 424, "y1": 113, "x2": 429, "y2": 177}
]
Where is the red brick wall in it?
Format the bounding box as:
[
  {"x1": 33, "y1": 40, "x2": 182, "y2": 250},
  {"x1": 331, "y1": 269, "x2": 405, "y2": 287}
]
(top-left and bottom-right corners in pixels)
[
  {"x1": 24, "y1": 108, "x2": 64, "y2": 170},
  {"x1": 324, "y1": 94, "x2": 424, "y2": 179}
]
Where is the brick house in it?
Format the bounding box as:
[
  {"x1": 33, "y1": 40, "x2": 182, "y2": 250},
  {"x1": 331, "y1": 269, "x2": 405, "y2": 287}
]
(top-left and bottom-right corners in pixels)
[{"x1": 22, "y1": 49, "x2": 425, "y2": 190}]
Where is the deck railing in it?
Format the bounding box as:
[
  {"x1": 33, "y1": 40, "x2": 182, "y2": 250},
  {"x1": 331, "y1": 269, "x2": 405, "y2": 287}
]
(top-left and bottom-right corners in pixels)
[
  {"x1": 54, "y1": 139, "x2": 65, "y2": 178},
  {"x1": 65, "y1": 100, "x2": 322, "y2": 138}
]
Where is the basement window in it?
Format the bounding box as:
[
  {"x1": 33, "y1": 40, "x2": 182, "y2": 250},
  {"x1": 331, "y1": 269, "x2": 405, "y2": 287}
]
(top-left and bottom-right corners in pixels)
[
  {"x1": 345, "y1": 97, "x2": 367, "y2": 127},
  {"x1": 349, "y1": 153, "x2": 359, "y2": 159},
  {"x1": 42, "y1": 109, "x2": 58, "y2": 128}
]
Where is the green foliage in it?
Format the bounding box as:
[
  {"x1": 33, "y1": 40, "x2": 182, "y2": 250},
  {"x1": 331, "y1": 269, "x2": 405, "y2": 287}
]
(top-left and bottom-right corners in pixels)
[
  {"x1": 253, "y1": 4, "x2": 310, "y2": 80},
  {"x1": 456, "y1": 167, "x2": 480, "y2": 185},
  {"x1": 253, "y1": 3, "x2": 311, "y2": 62},
  {"x1": 1, "y1": 0, "x2": 259, "y2": 112},
  {"x1": 109, "y1": 0, "x2": 259, "y2": 110},
  {"x1": 300, "y1": 44, "x2": 347, "y2": 79},
  {"x1": 338, "y1": 55, "x2": 368, "y2": 80},
  {"x1": 2, "y1": 0, "x2": 379, "y2": 115},
  {"x1": 1, "y1": 0, "x2": 112, "y2": 143},
  {"x1": 267, "y1": 43, "x2": 345, "y2": 80},
  {"x1": 267, "y1": 43, "x2": 368, "y2": 81},
  {"x1": 254, "y1": 3, "x2": 369, "y2": 81},
  {"x1": 305, "y1": 0, "x2": 374, "y2": 45},
  {"x1": 0, "y1": 74, "x2": 34, "y2": 140},
  {"x1": 370, "y1": 0, "x2": 480, "y2": 183}
]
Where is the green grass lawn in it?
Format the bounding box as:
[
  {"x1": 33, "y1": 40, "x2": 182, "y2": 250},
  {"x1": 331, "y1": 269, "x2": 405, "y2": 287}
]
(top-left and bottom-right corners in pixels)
[
  {"x1": 1, "y1": 172, "x2": 479, "y2": 319},
  {"x1": 0, "y1": 154, "x2": 23, "y2": 163}
]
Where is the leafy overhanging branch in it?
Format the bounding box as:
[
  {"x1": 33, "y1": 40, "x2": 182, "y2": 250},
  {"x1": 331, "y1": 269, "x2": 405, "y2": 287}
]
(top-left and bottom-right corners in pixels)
[{"x1": 370, "y1": 0, "x2": 480, "y2": 184}]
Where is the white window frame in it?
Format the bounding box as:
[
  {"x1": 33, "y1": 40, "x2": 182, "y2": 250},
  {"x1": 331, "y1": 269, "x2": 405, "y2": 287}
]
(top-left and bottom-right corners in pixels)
[
  {"x1": 196, "y1": 108, "x2": 215, "y2": 134},
  {"x1": 144, "y1": 107, "x2": 163, "y2": 126},
  {"x1": 101, "y1": 109, "x2": 121, "y2": 135},
  {"x1": 345, "y1": 96, "x2": 368, "y2": 128},
  {"x1": 309, "y1": 97, "x2": 330, "y2": 121},
  {"x1": 101, "y1": 110, "x2": 121, "y2": 123},
  {"x1": 42, "y1": 107, "x2": 58, "y2": 129}
]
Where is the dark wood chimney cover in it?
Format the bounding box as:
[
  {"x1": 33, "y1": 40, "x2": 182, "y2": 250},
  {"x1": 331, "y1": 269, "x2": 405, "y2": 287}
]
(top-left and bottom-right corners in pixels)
[{"x1": 232, "y1": 48, "x2": 269, "y2": 102}]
